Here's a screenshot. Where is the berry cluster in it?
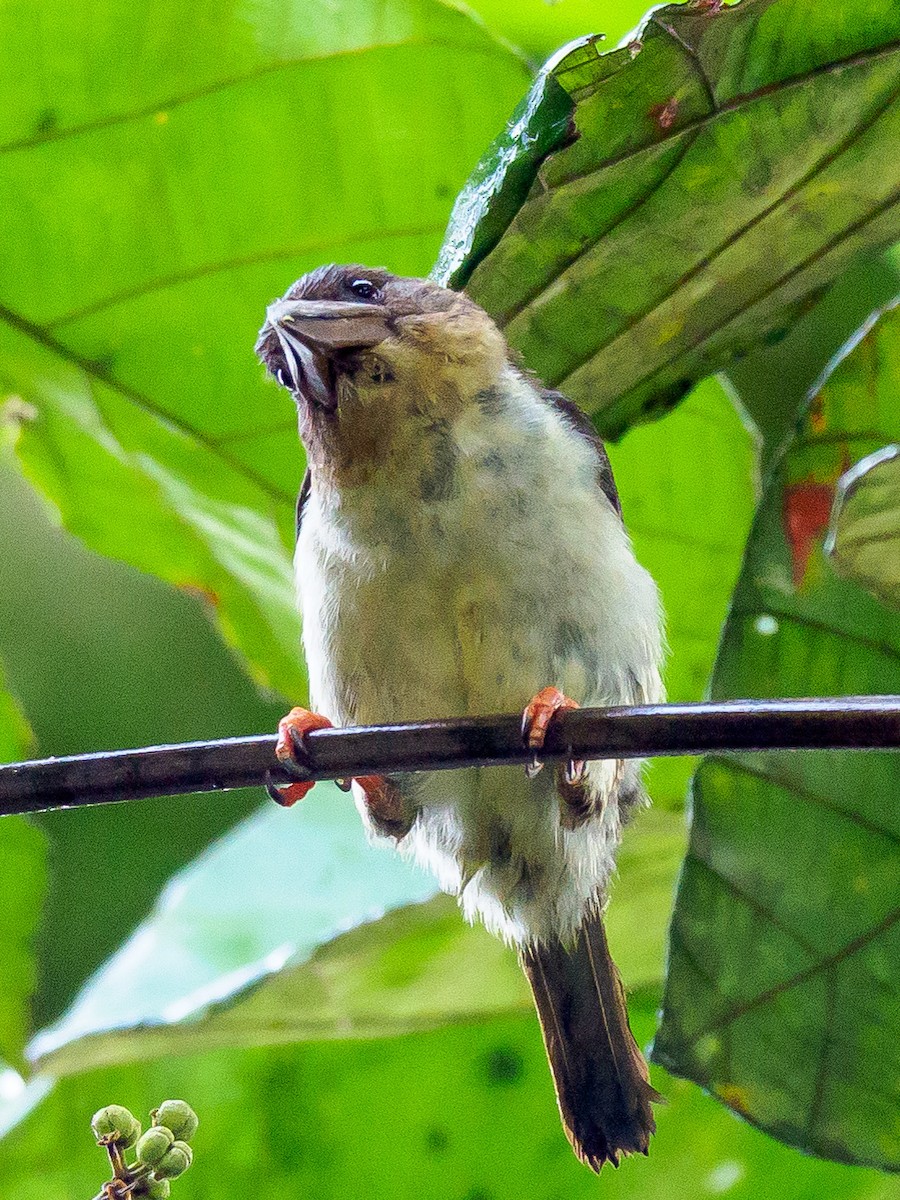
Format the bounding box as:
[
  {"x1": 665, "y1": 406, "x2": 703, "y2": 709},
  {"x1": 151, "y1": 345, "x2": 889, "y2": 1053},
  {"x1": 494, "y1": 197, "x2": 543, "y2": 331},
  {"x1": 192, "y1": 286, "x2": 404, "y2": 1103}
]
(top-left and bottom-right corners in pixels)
[{"x1": 91, "y1": 1100, "x2": 198, "y2": 1198}]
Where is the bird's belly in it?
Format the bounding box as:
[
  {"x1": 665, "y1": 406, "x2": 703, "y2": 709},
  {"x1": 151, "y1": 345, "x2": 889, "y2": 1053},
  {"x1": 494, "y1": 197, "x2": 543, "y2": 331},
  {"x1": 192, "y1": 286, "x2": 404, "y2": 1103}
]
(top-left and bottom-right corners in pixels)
[
  {"x1": 296, "y1": 402, "x2": 662, "y2": 943},
  {"x1": 302, "y1": 538, "x2": 595, "y2": 731},
  {"x1": 298, "y1": 508, "x2": 637, "y2": 945}
]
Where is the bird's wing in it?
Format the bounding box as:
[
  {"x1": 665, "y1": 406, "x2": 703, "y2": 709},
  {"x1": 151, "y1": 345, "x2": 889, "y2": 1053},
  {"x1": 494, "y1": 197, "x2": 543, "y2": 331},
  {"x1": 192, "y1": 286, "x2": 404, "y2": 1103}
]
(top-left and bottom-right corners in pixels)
[
  {"x1": 295, "y1": 467, "x2": 312, "y2": 541},
  {"x1": 540, "y1": 389, "x2": 622, "y2": 518}
]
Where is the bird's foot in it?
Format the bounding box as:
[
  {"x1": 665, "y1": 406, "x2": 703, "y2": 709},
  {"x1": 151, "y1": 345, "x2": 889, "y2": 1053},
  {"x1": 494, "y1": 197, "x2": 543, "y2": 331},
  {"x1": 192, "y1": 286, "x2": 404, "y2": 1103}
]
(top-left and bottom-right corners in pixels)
[
  {"x1": 521, "y1": 686, "x2": 584, "y2": 783},
  {"x1": 353, "y1": 774, "x2": 414, "y2": 840},
  {"x1": 267, "y1": 709, "x2": 413, "y2": 838},
  {"x1": 267, "y1": 706, "x2": 334, "y2": 806}
]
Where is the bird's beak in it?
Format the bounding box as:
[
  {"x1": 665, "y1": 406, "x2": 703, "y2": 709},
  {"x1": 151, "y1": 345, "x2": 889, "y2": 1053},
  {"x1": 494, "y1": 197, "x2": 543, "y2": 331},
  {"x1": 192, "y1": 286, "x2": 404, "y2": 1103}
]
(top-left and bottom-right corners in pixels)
[{"x1": 262, "y1": 297, "x2": 394, "y2": 411}]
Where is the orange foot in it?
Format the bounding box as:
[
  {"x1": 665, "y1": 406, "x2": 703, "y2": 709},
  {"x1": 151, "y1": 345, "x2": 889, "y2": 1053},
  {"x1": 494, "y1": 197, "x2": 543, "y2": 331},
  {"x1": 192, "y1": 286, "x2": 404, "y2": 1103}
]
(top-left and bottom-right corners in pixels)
[
  {"x1": 354, "y1": 774, "x2": 413, "y2": 840},
  {"x1": 268, "y1": 708, "x2": 413, "y2": 838},
  {"x1": 521, "y1": 686, "x2": 584, "y2": 783},
  {"x1": 267, "y1": 706, "x2": 334, "y2": 806}
]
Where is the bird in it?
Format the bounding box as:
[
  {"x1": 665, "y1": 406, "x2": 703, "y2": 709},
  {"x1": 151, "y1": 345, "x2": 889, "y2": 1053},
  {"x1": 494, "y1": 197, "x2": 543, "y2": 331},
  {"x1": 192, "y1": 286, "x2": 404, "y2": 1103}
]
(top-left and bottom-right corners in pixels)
[{"x1": 255, "y1": 264, "x2": 665, "y2": 1170}]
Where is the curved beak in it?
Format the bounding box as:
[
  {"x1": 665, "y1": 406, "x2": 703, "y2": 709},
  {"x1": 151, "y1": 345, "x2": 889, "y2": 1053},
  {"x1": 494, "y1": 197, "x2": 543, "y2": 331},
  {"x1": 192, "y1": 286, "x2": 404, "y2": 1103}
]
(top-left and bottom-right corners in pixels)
[{"x1": 262, "y1": 298, "x2": 393, "y2": 410}]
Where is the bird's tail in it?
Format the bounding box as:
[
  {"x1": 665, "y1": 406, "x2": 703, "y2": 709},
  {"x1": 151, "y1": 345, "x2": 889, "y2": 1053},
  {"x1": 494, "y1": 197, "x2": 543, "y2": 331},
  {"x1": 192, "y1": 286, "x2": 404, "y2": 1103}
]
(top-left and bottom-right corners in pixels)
[{"x1": 519, "y1": 911, "x2": 661, "y2": 1171}]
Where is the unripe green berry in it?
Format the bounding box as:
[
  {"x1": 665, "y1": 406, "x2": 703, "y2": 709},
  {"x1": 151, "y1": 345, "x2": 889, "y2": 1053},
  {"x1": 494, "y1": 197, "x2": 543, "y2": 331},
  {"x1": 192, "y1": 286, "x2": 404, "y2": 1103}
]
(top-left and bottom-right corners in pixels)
[
  {"x1": 151, "y1": 1099, "x2": 199, "y2": 1143},
  {"x1": 154, "y1": 1140, "x2": 193, "y2": 1179},
  {"x1": 135, "y1": 1126, "x2": 174, "y2": 1166},
  {"x1": 91, "y1": 1105, "x2": 141, "y2": 1148},
  {"x1": 139, "y1": 1180, "x2": 171, "y2": 1200}
]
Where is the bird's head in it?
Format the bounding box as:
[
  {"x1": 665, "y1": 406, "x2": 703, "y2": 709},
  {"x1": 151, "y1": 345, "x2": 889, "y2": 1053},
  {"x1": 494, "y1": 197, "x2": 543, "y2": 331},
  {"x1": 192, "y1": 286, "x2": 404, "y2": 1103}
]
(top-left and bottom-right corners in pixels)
[{"x1": 256, "y1": 265, "x2": 510, "y2": 451}]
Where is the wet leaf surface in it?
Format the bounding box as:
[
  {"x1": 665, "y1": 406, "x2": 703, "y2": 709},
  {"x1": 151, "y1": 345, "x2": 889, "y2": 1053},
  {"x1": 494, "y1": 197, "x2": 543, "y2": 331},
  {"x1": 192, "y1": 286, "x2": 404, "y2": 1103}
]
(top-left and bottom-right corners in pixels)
[{"x1": 438, "y1": 0, "x2": 900, "y2": 437}]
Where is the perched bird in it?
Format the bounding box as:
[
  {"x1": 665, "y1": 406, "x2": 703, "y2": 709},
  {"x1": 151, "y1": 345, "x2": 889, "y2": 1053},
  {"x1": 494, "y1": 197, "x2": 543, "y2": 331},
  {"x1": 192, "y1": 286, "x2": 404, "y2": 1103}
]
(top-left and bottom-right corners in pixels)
[{"x1": 255, "y1": 265, "x2": 665, "y2": 1170}]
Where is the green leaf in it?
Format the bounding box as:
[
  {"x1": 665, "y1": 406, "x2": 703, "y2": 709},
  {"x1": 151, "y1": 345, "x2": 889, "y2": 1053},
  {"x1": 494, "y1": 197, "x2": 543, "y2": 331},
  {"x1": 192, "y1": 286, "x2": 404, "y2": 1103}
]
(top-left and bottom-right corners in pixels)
[
  {"x1": 0, "y1": 454, "x2": 291, "y2": 1032},
  {"x1": 28, "y1": 788, "x2": 684, "y2": 1078},
  {"x1": 0, "y1": 661, "x2": 44, "y2": 1071},
  {"x1": 6, "y1": 997, "x2": 900, "y2": 1200},
  {"x1": 0, "y1": 0, "x2": 530, "y2": 697},
  {"x1": 828, "y1": 443, "x2": 900, "y2": 610},
  {"x1": 28, "y1": 784, "x2": 440, "y2": 1075},
  {"x1": 0, "y1": 664, "x2": 30, "y2": 767},
  {"x1": 725, "y1": 246, "x2": 900, "y2": 467},
  {"x1": 436, "y1": 0, "x2": 900, "y2": 437},
  {"x1": 609, "y1": 374, "x2": 757, "y2": 807},
  {"x1": 0, "y1": 818, "x2": 45, "y2": 1072},
  {"x1": 654, "y1": 303, "x2": 900, "y2": 1169}
]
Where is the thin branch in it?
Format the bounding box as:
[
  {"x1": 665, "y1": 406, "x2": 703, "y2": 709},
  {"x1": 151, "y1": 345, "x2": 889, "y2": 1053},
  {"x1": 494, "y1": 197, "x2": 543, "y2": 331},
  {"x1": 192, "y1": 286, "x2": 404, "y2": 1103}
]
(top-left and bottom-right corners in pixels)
[{"x1": 2, "y1": 696, "x2": 899, "y2": 818}]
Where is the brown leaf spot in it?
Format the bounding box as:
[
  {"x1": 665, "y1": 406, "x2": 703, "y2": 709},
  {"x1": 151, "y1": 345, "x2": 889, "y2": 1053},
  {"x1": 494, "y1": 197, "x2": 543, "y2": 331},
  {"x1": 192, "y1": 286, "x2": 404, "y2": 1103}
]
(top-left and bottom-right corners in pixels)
[
  {"x1": 652, "y1": 98, "x2": 680, "y2": 131},
  {"x1": 808, "y1": 393, "x2": 827, "y2": 434},
  {"x1": 180, "y1": 583, "x2": 221, "y2": 608},
  {"x1": 782, "y1": 480, "x2": 835, "y2": 587},
  {"x1": 717, "y1": 1083, "x2": 749, "y2": 1114}
]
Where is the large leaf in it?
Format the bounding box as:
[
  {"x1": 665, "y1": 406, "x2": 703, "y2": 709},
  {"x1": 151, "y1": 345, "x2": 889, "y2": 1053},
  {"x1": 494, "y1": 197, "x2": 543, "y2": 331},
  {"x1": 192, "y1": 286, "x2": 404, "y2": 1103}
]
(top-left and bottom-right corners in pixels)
[
  {"x1": 0, "y1": 655, "x2": 44, "y2": 1071},
  {"x1": 654, "y1": 303, "x2": 900, "y2": 1169},
  {"x1": 1, "y1": 0, "x2": 762, "y2": 741},
  {"x1": 0, "y1": 0, "x2": 531, "y2": 697},
  {"x1": 0, "y1": 456, "x2": 289, "y2": 1030},
  {"x1": 609, "y1": 374, "x2": 756, "y2": 807},
  {"x1": 828, "y1": 443, "x2": 900, "y2": 611},
  {"x1": 28, "y1": 785, "x2": 684, "y2": 1077},
  {"x1": 436, "y1": 0, "x2": 900, "y2": 438},
  {"x1": 725, "y1": 245, "x2": 900, "y2": 468},
  {"x1": 28, "y1": 785, "x2": 440, "y2": 1075},
  {"x1": 5, "y1": 997, "x2": 900, "y2": 1200}
]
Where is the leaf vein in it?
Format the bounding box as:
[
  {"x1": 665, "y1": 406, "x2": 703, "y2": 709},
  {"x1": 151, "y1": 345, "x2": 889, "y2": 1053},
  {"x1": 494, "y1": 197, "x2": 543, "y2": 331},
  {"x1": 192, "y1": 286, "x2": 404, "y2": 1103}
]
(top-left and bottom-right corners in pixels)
[
  {"x1": 728, "y1": 604, "x2": 900, "y2": 666},
  {"x1": 0, "y1": 300, "x2": 294, "y2": 505},
  {"x1": 0, "y1": 39, "x2": 519, "y2": 155},
  {"x1": 554, "y1": 86, "x2": 900, "y2": 390},
  {"x1": 703, "y1": 754, "x2": 900, "y2": 848},
  {"x1": 45, "y1": 224, "x2": 448, "y2": 329},
  {"x1": 705, "y1": 906, "x2": 900, "y2": 1033}
]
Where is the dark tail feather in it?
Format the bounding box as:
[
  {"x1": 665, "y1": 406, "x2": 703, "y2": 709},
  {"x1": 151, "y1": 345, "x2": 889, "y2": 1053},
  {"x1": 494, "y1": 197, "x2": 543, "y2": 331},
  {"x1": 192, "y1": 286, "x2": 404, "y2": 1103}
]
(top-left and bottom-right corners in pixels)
[{"x1": 520, "y1": 913, "x2": 661, "y2": 1171}]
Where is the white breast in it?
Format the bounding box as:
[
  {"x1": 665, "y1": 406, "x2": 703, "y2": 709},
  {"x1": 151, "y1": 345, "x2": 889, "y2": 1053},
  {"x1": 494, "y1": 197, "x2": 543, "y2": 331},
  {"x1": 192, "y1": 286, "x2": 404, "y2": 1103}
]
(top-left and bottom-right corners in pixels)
[{"x1": 295, "y1": 369, "x2": 663, "y2": 945}]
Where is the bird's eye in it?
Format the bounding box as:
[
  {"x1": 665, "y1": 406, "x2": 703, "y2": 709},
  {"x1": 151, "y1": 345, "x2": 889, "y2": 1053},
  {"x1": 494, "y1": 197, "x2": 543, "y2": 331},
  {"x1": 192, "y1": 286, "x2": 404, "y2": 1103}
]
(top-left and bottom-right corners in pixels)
[
  {"x1": 275, "y1": 367, "x2": 291, "y2": 389},
  {"x1": 350, "y1": 278, "x2": 378, "y2": 300}
]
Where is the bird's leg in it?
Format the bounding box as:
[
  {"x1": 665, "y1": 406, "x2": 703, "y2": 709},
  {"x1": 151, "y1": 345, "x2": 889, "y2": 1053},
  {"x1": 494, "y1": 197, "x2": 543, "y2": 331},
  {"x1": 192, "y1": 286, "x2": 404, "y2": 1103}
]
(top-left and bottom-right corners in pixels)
[
  {"x1": 522, "y1": 687, "x2": 588, "y2": 823},
  {"x1": 352, "y1": 774, "x2": 415, "y2": 841},
  {"x1": 266, "y1": 707, "x2": 334, "y2": 806},
  {"x1": 268, "y1": 708, "x2": 413, "y2": 839}
]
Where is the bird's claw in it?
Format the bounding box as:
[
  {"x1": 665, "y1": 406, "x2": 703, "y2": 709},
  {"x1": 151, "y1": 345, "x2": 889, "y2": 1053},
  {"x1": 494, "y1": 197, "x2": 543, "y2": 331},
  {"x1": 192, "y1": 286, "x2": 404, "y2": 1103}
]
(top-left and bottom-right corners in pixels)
[
  {"x1": 267, "y1": 711, "x2": 406, "y2": 833},
  {"x1": 525, "y1": 753, "x2": 543, "y2": 779},
  {"x1": 521, "y1": 686, "x2": 580, "y2": 780},
  {"x1": 268, "y1": 706, "x2": 334, "y2": 807},
  {"x1": 265, "y1": 773, "x2": 314, "y2": 807},
  {"x1": 565, "y1": 757, "x2": 586, "y2": 785}
]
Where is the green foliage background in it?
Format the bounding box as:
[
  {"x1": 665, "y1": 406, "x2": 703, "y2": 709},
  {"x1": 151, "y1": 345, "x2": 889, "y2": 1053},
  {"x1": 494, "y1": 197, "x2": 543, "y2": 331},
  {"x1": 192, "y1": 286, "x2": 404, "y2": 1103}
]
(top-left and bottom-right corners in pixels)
[{"x1": 1, "y1": 0, "x2": 899, "y2": 1196}]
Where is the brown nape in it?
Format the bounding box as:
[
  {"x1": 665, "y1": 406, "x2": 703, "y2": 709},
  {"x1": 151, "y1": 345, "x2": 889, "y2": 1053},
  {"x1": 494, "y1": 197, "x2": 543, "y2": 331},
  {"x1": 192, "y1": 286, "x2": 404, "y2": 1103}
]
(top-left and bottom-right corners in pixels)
[
  {"x1": 520, "y1": 911, "x2": 661, "y2": 1171},
  {"x1": 281, "y1": 263, "x2": 467, "y2": 319},
  {"x1": 284, "y1": 263, "x2": 395, "y2": 303}
]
